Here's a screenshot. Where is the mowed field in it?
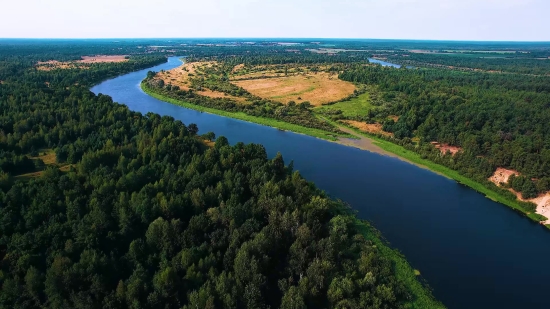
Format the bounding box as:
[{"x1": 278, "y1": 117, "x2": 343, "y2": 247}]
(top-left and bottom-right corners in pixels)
[{"x1": 231, "y1": 72, "x2": 356, "y2": 106}]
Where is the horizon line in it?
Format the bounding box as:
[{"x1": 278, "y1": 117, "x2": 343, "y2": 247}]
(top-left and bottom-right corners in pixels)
[{"x1": 0, "y1": 37, "x2": 549, "y2": 43}]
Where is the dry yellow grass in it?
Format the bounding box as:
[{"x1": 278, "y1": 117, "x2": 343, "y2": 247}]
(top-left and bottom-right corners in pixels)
[
  {"x1": 232, "y1": 63, "x2": 245, "y2": 73},
  {"x1": 36, "y1": 55, "x2": 128, "y2": 70},
  {"x1": 31, "y1": 149, "x2": 57, "y2": 165},
  {"x1": 80, "y1": 55, "x2": 128, "y2": 63},
  {"x1": 343, "y1": 120, "x2": 393, "y2": 137},
  {"x1": 155, "y1": 61, "x2": 250, "y2": 104},
  {"x1": 197, "y1": 89, "x2": 249, "y2": 103},
  {"x1": 232, "y1": 72, "x2": 355, "y2": 106},
  {"x1": 155, "y1": 61, "x2": 217, "y2": 91}
]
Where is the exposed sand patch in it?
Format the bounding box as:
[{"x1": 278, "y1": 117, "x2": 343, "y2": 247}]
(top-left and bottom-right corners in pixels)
[
  {"x1": 232, "y1": 72, "x2": 355, "y2": 106},
  {"x1": 343, "y1": 120, "x2": 393, "y2": 137},
  {"x1": 531, "y1": 195, "x2": 550, "y2": 221},
  {"x1": 489, "y1": 167, "x2": 520, "y2": 186},
  {"x1": 431, "y1": 142, "x2": 462, "y2": 156},
  {"x1": 489, "y1": 168, "x2": 549, "y2": 223}
]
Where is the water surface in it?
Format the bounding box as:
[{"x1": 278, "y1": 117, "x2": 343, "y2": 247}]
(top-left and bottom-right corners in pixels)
[{"x1": 92, "y1": 57, "x2": 550, "y2": 309}]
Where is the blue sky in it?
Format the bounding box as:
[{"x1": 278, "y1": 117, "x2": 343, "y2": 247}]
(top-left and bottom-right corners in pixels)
[{"x1": 1, "y1": 0, "x2": 548, "y2": 41}]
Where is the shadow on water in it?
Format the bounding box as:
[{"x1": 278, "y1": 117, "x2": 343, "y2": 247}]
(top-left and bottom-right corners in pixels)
[{"x1": 92, "y1": 57, "x2": 550, "y2": 309}]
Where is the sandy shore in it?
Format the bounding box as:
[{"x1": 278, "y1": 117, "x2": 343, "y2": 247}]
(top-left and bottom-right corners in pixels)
[{"x1": 333, "y1": 124, "x2": 416, "y2": 163}]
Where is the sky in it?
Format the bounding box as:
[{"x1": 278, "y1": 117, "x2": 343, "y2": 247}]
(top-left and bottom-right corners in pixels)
[{"x1": 1, "y1": 0, "x2": 548, "y2": 41}]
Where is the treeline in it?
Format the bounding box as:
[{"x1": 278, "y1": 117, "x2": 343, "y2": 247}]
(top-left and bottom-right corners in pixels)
[
  {"x1": 0, "y1": 55, "x2": 166, "y2": 88},
  {"x1": 144, "y1": 73, "x2": 343, "y2": 135},
  {"x1": 0, "y1": 44, "x2": 442, "y2": 308},
  {"x1": 339, "y1": 65, "x2": 550, "y2": 202},
  {"x1": 388, "y1": 53, "x2": 550, "y2": 75}
]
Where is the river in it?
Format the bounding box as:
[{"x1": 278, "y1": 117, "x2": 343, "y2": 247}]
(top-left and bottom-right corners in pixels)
[{"x1": 92, "y1": 57, "x2": 550, "y2": 309}]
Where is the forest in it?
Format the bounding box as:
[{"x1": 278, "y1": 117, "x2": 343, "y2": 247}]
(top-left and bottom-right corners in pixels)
[
  {"x1": 141, "y1": 40, "x2": 550, "y2": 215},
  {"x1": 0, "y1": 41, "x2": 444, "y2": 308}
]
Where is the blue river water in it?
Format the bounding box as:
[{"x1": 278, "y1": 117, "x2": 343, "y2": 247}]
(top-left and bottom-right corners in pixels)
[{"x1": 92, "y1": 57, "x2": 550, "y2": 309}]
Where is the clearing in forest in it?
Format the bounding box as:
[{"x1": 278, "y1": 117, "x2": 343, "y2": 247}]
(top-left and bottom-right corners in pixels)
[
  {"x1": 430, "y1": 142, "x2": 462, "y2": 156},
  {"x1": 36, "y1": 55, "x2": 129, "y2": 70},
  {"x1": 315, "y1": 92, "x2": 373, "y2": 118},
  {"x1": 231, "y1": 72, "x2": 355, "y2": 106}
]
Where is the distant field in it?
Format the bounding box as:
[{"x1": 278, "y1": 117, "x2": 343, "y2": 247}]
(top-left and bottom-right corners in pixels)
[
  {"x1": 36, "y1": 55, "x2": 129, "y2": 70},
  {"x1": 232, "y1": 72, "x2": 355, "y2": 106},
  {"x1": 315, "y1": 92, "x2": 373, "y2": 117}
]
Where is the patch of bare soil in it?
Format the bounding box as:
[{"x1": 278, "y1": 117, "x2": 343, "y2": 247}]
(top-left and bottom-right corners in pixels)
[
  {"x1": 343, "y1": 120, "x2": 393, "y2": 137},
  {"x1": 489, "y1": 167, "x2": 550, "y2": 223},
  {"x1": 430, "y1": 142, "x2": 462, "y2": 156},
  {"x1": 489, "y1": 167, "x2": 520, "y2": 186}
]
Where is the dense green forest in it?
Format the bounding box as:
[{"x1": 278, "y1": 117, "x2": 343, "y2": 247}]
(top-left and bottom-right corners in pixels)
[
  {"x1": 0, "y1": 41, "x2": 443, "y2": 308},
  {"x1": 387, "y1": 53, "x2": 550, "y2": 75},
  {"x1": 140, "y1": 39, "x2": 550, "y2": 216},
  {"x1": 337, "y1": 65, "x2": 550, "y2": 204}
]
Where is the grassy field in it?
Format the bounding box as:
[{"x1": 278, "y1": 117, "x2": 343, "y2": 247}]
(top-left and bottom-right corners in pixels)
[
  {"x1": 15, "y1": 149, "x2": 73, "y2": 180},
  {"x1": 232, "y1": 72, "x2": 355, "y2": 106},
  {"x1": 142, "y1": 83, "x2": 348, "y2": 141},
  {"x1": 315, "y1": 92, "x2": 373, "y2": 117}
]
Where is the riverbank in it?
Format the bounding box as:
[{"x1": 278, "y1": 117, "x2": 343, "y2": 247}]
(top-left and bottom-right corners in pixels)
[
  {"x1": 355, "y1": 220, "x2": 445, "y2": 309},
  {"x1": 338, "y1": 122, "x2": 550, "y2": 227},
  {"x1": 142, "y1": 81, "x2": 549, "y2": 228},
  {"x1": 141, "y1": 83, "x2": 351, "y2": 141}
]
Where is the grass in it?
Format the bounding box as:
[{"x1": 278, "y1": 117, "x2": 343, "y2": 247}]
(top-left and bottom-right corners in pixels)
[
  {"x1": 355, "y1": 220, "x2": 446, "y2": 309},
  {"x1": 340, "y1": 123, "x2": 549, "y2": 225},
  {"x1": 15, "y1": 171, "x2": 44, "y2": 180},
  {"x1": 315, "y1": 92, "x2": 373, "y2": 118},
  {"x1": 31, "y1": 149, "x2": 56, "y2": 164},
  {"x1": 142, "y1": 83, "x2": 344, "y2": 141},
  {"x1": 232, "y1": 72, "x2": 355, "y2": 106}
]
